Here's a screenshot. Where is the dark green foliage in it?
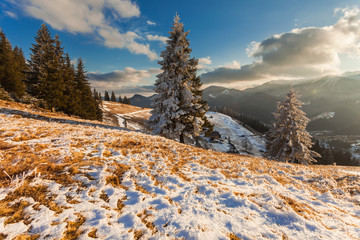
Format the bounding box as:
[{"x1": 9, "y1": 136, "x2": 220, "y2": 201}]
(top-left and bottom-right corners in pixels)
[
  {"x1": 215, "y1": 106, "x2": 269, "y2": 134},
  {"x1": 73, "y1": 58, "x2": 101, "y2": 120},
  {"x1": 0, "y1": 87, "x2": 13, "y2": 101},
  {"x1": 118, "y1": 95, "x2": 123, "y2": 103},
  {"x1": 61, "y1": 53, "x2": 79, "y2": 115},
  {"x1": 312, "y1": 139, "x2": 358, "y2": 166},
  {"x1": 0, "y1": 30, "x2": 26, "y2": 98},
  {"x1": 27, "y1": 24, "x2": 65, "y2": 110},
  {"x1": 104, "y1": 91, "x2": 110, "y2": 101},
  {"x1": 110, "y1": 91, "x2": 116, "y2": 102},
  {"x1": 23, "y1": 24, "x2": 102, "y2": 120},
  {"x1": 93, "y1": 88, "x2": 103, "y2": 121},
  {"x1": 123, "y1": 96, "x2": 131, "y2": 104},
  {"x1": 237, "y1": 114, "x2": 269, "y2": 133}
]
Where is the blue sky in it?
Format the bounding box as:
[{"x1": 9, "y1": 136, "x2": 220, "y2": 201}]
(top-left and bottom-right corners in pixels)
[{"x1": 2, "y1": 0, "x2": 360, "y2": 95}]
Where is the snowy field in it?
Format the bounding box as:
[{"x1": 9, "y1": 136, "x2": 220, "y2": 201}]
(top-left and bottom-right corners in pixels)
[
  {"x1": 0, "y1": 100, "x2": 360, "y2": 239},
  {"x1": 206, "y1": 112, "x2": 266, "y2": 157}
]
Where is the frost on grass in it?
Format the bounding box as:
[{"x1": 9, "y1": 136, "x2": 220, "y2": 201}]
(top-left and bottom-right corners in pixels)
[{"x1": 0, "y1": 100, "x2": 360, "y2": 239}]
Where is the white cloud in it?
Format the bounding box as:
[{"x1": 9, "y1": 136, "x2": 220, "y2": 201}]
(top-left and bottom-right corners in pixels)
[
  {"x1": 146, "y1": 34, "x2": 168, "y2": 44},
  {"x1": 4, "y1": 11, "x2": 17, "y2": 18},
  {"x1": 223, "y1": 60, "x2": 241, "y2": 70},
  {"x1": 198, "y1": 56, "x2": 212, "y2": 69},
  {"x1": 147, "y1": 20, "x2": 156, "y2": 26},
  {"x1": 87, "y1": 67, "x2": 160, "y2": 93},
  {"x1": 202, "y1": 7, "x2": 360, "y2": 86},
  {"x1": 199, "y1": 56, "x2": 212, "y2": 65},
  {"x1": 14, "y1": 0, "x2": 158, "y2": 60}
]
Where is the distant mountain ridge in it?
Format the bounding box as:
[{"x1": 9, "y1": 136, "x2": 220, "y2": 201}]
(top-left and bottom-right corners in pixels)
[{"x1": 130, "y1": 72, "x2": 360, "y2": 134}]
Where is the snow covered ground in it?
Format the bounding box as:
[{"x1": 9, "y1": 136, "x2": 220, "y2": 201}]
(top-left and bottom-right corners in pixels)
[
  {"x1": 311, "y1": 112, "x2": 335, "y2": 121},
  {"x1": 0, "y1": 100, "x2": 360, "y2": 239},
  {"x1": 206, "y1": 112, "x2": 266, "y2": 157},
  {"x1": 102, "y1": 101, "x2": 151, "y2": 132}
]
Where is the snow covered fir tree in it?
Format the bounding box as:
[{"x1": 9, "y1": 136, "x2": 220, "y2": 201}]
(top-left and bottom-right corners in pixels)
[
  {"x1": 149, "y1": 14, "x2": 212, "y2": 143},
  {"x1": 266, "y1": 89, "x2": 320, "y2": 165}
]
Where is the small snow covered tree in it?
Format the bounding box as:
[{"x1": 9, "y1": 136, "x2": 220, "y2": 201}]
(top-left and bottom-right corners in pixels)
[
  {"x1": 149, "y1": 14, "x2": 210, "y2": 143},
  {"x1": 266, "y1": 89, "x2": 320, "y2": 165}
]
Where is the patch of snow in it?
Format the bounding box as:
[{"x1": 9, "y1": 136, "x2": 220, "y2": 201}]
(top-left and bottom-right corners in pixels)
[
  {"x1": 206, "y1": 112, "x2": 266, "y2": 156},
  {"x1": 311, "y1": 112, "x2": 335, "y2": 121},
  {"x1": 341, "y1": 170, "x2": 360, "y2": 175},
  {"x1": 209, "y1": 94, "x2": 216, "y2": 99},
  {"x1": 221, "y1": 89, "x2": 230, "y2": 95}
]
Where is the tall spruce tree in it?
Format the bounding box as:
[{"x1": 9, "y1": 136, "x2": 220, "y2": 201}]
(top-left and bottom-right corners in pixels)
[
  {"x1": 12, "y1": 47, "x2": 27, "y2": 97},
  {"x1": 62, "y1": 53, "x2": 79, "y2": 115},
  {"x1": 74, "y1": 58, "x2": 101, "y2": 120},
  {"x1": 28, "y1": 24, "x2": 65, "y2": 109},
  {"x1": 0, "y1": 30, "x2": 26, "y2": 98},
  {"x1": 123, "y1": 96, "x2": 130, "y2": 104},
  {"x1": 118, "y1": 95, "x2": 123, "y2": 103},
  {"x1": 104, "y1": 91, "x2": 110, "y2": 101},
  {"x1": 266, "y1": 89, "x2": 320, "y2": 165},
  {"x1": 110, "y1": 91, "x2": 116, "y2": 102},
  {"x1": 149, "y1": 14, "x2": 209, "y2": 143}
]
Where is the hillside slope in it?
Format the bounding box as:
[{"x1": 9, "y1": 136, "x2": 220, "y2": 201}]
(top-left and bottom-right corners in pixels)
[
  {"x1": 102, "y1": 101, "x2": 151, "y2": 131},
  {"x1": 206, "y1": 112, "x2": 266, "y2": 157},
  {"x1": 0, "y1": 100, "x2": 360, "y2": 239}
]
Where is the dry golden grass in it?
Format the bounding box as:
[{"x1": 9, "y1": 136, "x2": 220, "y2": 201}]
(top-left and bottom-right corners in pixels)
[
  {"x1": 61, "y1": 213, "x2": 85, "y2": 240},
  {"x1": 0, "y1": 139, "x2": 15, "y2": 150},
  {"x1": 105, "y1": 162, "x2": 131, "y2": 189},
  {"x1": 0, "y1": 181, "x2": 63, "y2": 223},
  {"x1": 0, "y1": 233, "x2": 7, "y2": 240},
  {"x1": 116, "y1": 195, "x2": 127, "y2": 213},
  {"x1": 133, "y1": 229, "x2": 145, "y2": 240},
  {"x1": 0, "y1": 200, "x2": 31, "y2": 225},
  {"x1": 102, "y1": 101, "x2": 149, "y2": 114},
  {"x1": 100, "y1": 191, "x2": 109, "y2": 203},
  {"x1": 88, "y1": 228, "x2": 98, "y2": 238},
  {"x1": 137, "y1": 209, "x2": 157, "y2": 234},
  {"x1": 228, "y1": 233, "x2": 241, "y2": 240},
  {"x1": 13, "y1": 234, "x2": 40, "y2": 240},
  {"x1": 134, "y1": 181, "x2": 151, "y2": 195},
  {"x1": 66, "y1": 195, "x2": 81, "y2": 204}
]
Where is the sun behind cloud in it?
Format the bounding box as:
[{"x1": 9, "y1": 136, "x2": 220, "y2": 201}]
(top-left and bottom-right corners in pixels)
[{"x1": 201, "y1": 6, "x2": 360, "y2": 87}]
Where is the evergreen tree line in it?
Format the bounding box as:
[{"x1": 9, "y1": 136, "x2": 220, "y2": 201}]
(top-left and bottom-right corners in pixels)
[
  {"x1": 104, "y1": 90, "x2": 131, "y2": 104},
  {"x1": 0, "y1": 31, "x2": 26, "y2": 98},
  {"x1": 0, "y1": 25, "x2": 102, "y2": 121},
  {"x1": 311, "y1": 140, "x2": 358, "y2": 166},
  {"x1": 212, "y1": 106, "x2": 270, "y2": 134}
]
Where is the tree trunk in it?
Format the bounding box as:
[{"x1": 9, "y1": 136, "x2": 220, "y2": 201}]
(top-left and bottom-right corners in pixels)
[{"x1": 180, "y1": 133, "x2": 184, "y2": 143}]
